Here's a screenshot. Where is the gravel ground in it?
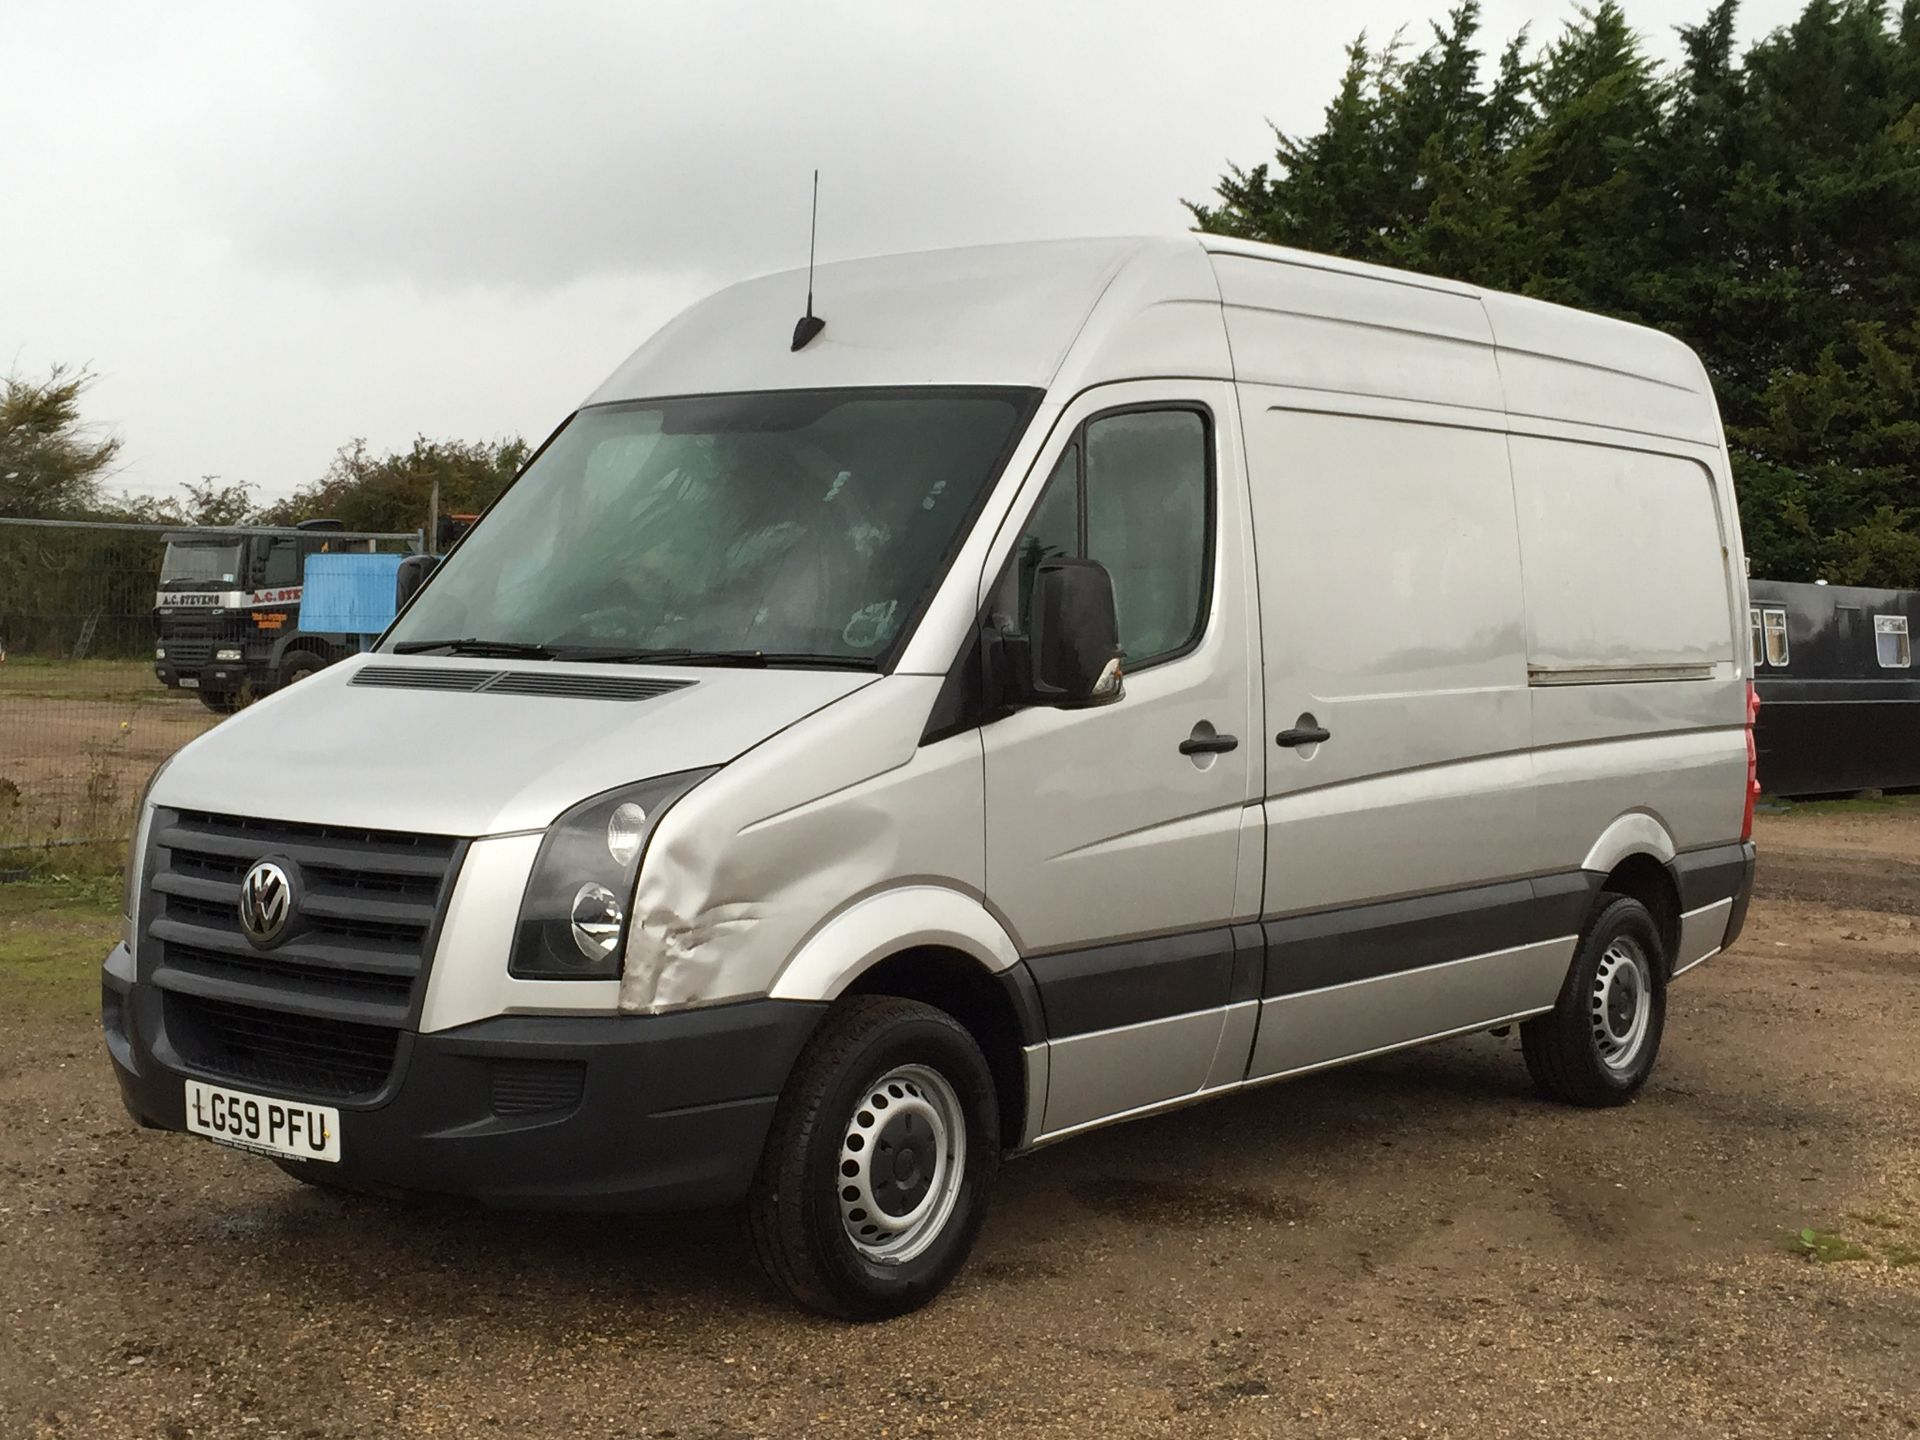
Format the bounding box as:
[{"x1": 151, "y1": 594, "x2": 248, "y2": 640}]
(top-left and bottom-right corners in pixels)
[{"x1": 3, "y1": 807, "x2": 1918, "y2": 1439}]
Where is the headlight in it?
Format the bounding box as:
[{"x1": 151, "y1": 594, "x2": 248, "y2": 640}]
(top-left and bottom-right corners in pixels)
[
  {"x1": 510, "y1": 768, "x2": 716, "y2": 980},
  {"x1": 154, "y1": 647, "x2": 166, "y2": 659},
  {"x1": 215, "y1": 647, "x2": 242, "y2": 661}
]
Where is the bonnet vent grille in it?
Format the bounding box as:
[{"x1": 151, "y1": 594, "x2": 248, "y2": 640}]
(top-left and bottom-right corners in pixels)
[
  {"x1": 353, "y1": 665, "x2": 499, "y2": 691},
  {"x1": 351, "y1": 665, "x2": 693, "y2": 703},
  {"x1": 484, "y1": 672, "x2": 692, "y2": 701}
]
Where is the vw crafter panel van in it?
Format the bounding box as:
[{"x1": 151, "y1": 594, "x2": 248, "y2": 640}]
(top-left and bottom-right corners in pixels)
[{"x1": 104, "y1": 236, "x2": 1759, "y2": 1318}]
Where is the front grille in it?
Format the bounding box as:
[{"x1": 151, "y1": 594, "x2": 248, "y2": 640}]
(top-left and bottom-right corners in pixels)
[
  {"x1": 161, "y1": 624, "x2": 214, "y2": 668},
  {"x1": 144, "y1": 809, "x2": 461, "y2": 1101},
  {"x1": 165, "y1": 993, "x2": 401, "y2": 1098},
  {"x1": 159, "y1": 616, "x2": 249, "y2": 668}
]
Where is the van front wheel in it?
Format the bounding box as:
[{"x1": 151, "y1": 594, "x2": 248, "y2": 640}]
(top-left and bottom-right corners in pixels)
[
  {"x1": 746, "y1": 995, "x2": 999, "y2": 1320},
  {"x1": 1522, "y1": 894, "x2": 1667, "y2": 1107}
]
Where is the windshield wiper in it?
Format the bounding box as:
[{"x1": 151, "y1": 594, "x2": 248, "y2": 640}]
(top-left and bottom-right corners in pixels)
[
  {"x1": 391, "y1": 638, "x2": 558, "y2": 658},
  {"x1": 546, "y1": 645, "x2": 880, "y2": 671}
]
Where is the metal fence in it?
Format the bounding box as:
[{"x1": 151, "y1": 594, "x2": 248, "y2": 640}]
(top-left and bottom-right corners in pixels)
[{"x1": 0, "y1": 517, "x2": 415, "y2": 854}]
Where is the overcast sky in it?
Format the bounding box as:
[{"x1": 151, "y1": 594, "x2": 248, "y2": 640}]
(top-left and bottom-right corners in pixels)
[{"x1": 7, "y1": 0, "x2": 1804, "y2": 505}]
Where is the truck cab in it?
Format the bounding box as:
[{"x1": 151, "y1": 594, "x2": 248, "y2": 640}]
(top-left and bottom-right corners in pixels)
[{"x1": 153, "y1": 522, "x2": 409, "y2": 711}]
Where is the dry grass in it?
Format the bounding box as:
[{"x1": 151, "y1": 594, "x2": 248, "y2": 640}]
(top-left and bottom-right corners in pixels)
[{"x1": 0, "y1": 658, "x2": 222, "y2": 850}]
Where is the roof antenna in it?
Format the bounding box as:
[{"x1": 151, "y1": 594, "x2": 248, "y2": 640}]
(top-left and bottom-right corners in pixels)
[{"x1": 791, "y1": 169, "x2": 826, "y2": 352}]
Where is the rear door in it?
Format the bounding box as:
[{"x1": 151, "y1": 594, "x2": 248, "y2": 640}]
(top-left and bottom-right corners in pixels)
[{"x1": 979, "y1": 380, "x2": 1264, "y2": 1135}]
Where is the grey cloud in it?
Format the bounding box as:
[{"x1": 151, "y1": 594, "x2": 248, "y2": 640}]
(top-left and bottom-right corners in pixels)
[{"x1": 179, "y1": 0, "x2": 1263, "y2": 290}]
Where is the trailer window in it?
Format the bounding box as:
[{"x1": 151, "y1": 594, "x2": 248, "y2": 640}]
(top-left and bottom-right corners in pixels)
[
  {"x1": 1762, "y1": 608, "x2": 1789, "y2": 666},
  {"x1": 1875, "y1": 615, "x2": 1911, "y2": 668},
  {"x1": 1749, "y1": 607, "x2": 1764, "y2": 666}
]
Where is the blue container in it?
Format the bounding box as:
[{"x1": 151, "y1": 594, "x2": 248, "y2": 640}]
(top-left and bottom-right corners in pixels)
[{"x1": 300, "y1": 552, "x2": 407, "y2": 636}]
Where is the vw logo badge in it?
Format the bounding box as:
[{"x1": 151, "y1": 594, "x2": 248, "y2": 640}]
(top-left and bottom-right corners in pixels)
[{"x1": 238, "y1": 860, "x2": 293, "y2": 945}]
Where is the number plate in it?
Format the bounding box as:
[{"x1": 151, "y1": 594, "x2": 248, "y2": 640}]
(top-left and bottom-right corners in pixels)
[
  {"x1": 184, "y1": 1080, "x2": 341, "y2": 1163},
  {"x1": 177, "y1": 677, "x2": 200, "y2": 689}
]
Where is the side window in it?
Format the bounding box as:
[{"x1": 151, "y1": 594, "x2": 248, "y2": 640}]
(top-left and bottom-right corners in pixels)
[
  {"x1": 261, "y1": 539, "x2": 300, "y2": 588},
  {"x1": 1876, "y1": 615, "x2": 1912, "y2": 668},
  {"x1": 1086, "y1": 410, "x2": 1210, "y2": 664},
  {"x1": 1762, "y1": 607, "x2": 1790, "y2": 667},
  {"x1": 1749, "y1": 606, "x2": 1764, "y2": 667},
  {"x1": 1000, "y1": 407, "x2": 1212, "y2": 669},
  {"x1": 1014, "y1": 443, "x2": 1080, "y2": 625}
]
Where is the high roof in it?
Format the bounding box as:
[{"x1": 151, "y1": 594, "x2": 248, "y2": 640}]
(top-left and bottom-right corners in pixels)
[
  {"x1": 585, "y1": 236, "x2": 1224, "y2": 404},
  {"x1": 586, "y1": 233, "x2": 1716, "y2": 446}
]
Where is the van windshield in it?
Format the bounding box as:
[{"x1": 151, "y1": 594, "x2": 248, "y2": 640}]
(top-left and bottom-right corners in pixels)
[
  {"x1": 386, "y1": 387, "x2": 1036, "y2": 665},
  {"x1": 160, "y1": 541, "x2": 245, "y2": 588}
]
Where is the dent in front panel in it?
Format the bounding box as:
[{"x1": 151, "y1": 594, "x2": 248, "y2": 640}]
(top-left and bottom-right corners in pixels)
[{"x1": 622, "y1": 679, "x2": 986, "y2": 1013}]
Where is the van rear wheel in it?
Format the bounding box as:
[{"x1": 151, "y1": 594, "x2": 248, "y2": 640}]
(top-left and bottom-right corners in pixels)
[
  {"x1": 746, "y1": 995, "x2": 998, "y2": 1320},
  {"x1": 1522, "y1": 894, "x2": 1667, "y2": 1107}
]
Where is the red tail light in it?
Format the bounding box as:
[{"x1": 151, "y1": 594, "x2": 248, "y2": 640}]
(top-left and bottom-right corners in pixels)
[{"x1": 1741, "y1": 681, "x2": 1760, "y2": 842}]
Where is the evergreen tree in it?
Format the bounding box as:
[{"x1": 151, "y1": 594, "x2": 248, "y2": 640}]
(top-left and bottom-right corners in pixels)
[{"x1": 1189, "y1": 0, "x2": 1920, "y2": 585}]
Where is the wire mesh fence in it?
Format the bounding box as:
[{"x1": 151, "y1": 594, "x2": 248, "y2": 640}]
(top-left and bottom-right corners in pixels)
[
  {"x1": 1, "y1": 517, "x2": 418, "y2": 854},
  {"x1": 0, "y1": 518, "x2": 227, "y2": 853}
]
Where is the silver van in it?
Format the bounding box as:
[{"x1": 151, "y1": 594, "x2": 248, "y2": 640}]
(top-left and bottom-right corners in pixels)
[{"x1": 103, "y1": 236, "x2": 1759, "y2": 1318}]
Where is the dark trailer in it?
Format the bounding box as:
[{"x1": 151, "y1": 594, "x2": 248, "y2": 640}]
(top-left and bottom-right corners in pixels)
[{"x1": 1748, "y1": 578, "x2": 1920, "y2": 797}]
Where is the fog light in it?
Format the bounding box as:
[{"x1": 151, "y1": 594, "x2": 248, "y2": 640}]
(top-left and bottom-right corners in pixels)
[
  {"x1": 215, "y1": 647, "x2": 242, "y2": 661},
  {"x1": 569, "y1": 883, "x2": 623, "y2": 963}
]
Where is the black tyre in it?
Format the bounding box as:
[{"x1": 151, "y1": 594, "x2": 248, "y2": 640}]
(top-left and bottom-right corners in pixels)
[
  {"x1": 746, "y1": 995, "x2": 999, "y2": 1320},
  {"x1": 278, "y1": 652, "x2": 328, "y2": 688},
  {"x1": 196, "y1": 687, "x2": 244, "y2": 714},
  {"x1": 1522, "y1": 894, "x2": 1667, "y2": 1107}
]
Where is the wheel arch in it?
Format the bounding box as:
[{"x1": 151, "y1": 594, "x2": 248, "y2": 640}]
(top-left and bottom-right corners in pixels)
[
  {"x1": 768, "y1": 887, "x2": 1037, "y2": 1149},
  {"x1": 842, "y1": 947, "x2": 1037, "y2": 1152},
  {"x1": 1581, "y1": 812, "x2": 1677, "y2": 874},
  {"x1": 1579, "y1": 813, "x2": 1682, "y2": 971},
  {"x1": 1595, "y1": 854, "x2": 1682, "y2": 976},
  {"x1": 767, "y1": 885, "x2": 1022, "y2": 1003},
  {"x1": 270, "y1": 632, "x2": 340, "y2": 670}
]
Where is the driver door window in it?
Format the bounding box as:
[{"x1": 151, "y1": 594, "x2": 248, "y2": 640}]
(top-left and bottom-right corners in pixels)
[
  {"x1": 1000, "y1": 408, "x2": 1212, "y2": 670},
  {"x1": 261, "y1": 540, "x2": 301, "y2": 588}
]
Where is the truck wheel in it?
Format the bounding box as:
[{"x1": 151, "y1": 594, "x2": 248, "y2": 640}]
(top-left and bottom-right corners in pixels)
[
  {"x1": 279, "y1": 652, "x2": 328, "y2": 687},
  {"x1": 747, "y1": 995, "x2": 999, "y2": 1320},
  {"x1": 1522, "y1": 894, "x2": 1667, "y2": 1107},
  {"x1": 196, "y1": 688, "x2": 244, "y2": 715}
]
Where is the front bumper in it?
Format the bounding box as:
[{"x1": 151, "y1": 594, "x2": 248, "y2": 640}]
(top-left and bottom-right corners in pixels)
[
  {"x1": 153, "y1": 660, "x2": 253, "y2": 692},
  {"x1": 102, "y1": 943, "x2": 822, "y2": 1211}
]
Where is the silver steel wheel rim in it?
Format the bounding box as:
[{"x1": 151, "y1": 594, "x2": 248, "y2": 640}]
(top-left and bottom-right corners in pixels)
[
  {"x1": 1592, "y1": 935, "x2": 1653, "y2": 1072},
  {"x1": 837, "y1": 1063, "x2": 966, "y2": 1265}
]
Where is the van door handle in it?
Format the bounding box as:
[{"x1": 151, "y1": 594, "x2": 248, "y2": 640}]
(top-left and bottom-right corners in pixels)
[
  {"x1": 1275, "y1": 725, "x2": 1331, "y2": 748},
  {"x1": 1179, "y1": 729, "x2": 1239, "y2": 755}
]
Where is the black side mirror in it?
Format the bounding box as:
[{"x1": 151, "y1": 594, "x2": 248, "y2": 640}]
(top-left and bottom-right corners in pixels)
[
  {"x1": 1027, "y1": 557, "x2": 1124, "y2": 707},
  {"x1": 395, "y1": 553, "x2": 439, "y2": 610}
]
